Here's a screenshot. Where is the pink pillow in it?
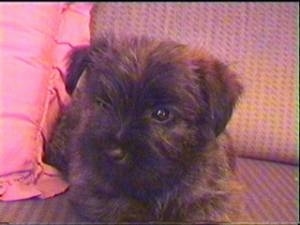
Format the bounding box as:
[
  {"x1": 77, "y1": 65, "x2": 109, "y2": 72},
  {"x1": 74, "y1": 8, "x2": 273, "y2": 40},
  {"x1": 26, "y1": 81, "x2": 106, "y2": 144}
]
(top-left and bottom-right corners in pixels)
[{"x1": 0, "y1": 3, "x2": 91, "y2": 201}]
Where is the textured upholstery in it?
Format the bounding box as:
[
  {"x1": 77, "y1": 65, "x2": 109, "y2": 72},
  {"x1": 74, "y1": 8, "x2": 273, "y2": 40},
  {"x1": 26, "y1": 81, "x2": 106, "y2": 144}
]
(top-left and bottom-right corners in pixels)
[{"x1": 238, "y1": 158, "x2": 298, "y2": 223}]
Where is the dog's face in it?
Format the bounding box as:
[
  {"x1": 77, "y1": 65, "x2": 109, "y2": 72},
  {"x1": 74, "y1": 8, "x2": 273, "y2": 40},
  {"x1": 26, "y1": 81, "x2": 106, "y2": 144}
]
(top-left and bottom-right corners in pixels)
[{"x1": 65, "y1": 35, "x2": 242, "y2": 200}]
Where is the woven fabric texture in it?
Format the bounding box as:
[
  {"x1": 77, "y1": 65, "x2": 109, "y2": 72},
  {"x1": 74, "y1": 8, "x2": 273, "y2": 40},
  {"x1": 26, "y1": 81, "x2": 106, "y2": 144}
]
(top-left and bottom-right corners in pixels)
[
  {"x1": 237, "y1": 158, "x2": 299, "y2": 223},
  {"x1": 0, "y1": 157, "x2": 298, "y2": 224},
  {"x1": 90, "y1": 3, "x2": 298, "y2": 164}
]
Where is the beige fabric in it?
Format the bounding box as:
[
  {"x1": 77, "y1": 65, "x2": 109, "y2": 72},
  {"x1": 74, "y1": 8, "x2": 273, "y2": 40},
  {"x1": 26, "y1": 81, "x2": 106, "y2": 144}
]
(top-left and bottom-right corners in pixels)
[{"x1": 90, "y1": 3, "x2": 298, "y2": 164}]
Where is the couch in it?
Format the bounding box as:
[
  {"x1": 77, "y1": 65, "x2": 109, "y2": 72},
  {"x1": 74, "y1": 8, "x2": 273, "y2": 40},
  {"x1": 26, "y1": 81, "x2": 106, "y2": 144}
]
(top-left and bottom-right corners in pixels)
[{"x1": 0, "y1": 3, "x2": 298, "y2": 224}]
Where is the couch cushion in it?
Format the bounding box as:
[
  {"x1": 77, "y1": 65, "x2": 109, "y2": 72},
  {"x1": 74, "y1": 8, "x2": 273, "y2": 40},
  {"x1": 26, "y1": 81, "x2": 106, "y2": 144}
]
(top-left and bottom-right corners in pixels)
[{"x1": 236, "y1": 157, "x2": 298, "y2": 223}]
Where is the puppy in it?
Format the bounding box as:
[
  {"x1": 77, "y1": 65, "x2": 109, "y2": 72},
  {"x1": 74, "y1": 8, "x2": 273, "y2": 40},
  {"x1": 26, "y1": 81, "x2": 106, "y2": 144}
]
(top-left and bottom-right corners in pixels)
[{"x1": 45, "y1": 34, "x2": 243, "y2": 223}]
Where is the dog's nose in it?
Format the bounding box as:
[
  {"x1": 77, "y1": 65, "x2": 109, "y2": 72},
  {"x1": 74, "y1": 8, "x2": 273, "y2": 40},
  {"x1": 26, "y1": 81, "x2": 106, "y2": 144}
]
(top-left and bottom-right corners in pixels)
[{"x1": 106, "y1": 148, "x2": 127, "y2": 162}]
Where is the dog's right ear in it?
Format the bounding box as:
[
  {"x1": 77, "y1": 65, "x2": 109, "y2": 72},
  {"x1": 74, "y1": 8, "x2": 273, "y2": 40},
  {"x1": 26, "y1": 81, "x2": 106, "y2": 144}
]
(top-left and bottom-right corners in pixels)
[
  {"x1": 65, "y1": 46, "x2": 90, "y2": 95},
  {"x1": 186, "y1": 52, "x2": 243, "y2": 137}
]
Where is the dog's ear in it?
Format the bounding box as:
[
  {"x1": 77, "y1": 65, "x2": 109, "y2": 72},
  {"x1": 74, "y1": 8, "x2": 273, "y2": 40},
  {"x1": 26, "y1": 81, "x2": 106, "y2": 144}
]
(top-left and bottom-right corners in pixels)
[
  {"x1": 189, "y1": 55, "x2": 243, "y2": 137},
  {"x1": 65, "y1": 46, "x2": 90, "y2": 94}
]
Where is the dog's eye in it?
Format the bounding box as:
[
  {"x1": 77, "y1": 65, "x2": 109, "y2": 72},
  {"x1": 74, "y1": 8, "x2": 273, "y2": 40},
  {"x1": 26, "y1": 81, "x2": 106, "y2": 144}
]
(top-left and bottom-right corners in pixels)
[
  {"x1": 95, "y1": 97, "x2": 110, "y2": 109},
  {"x1": 152, "y1": 108, "x2": 170, "y2": 122}
]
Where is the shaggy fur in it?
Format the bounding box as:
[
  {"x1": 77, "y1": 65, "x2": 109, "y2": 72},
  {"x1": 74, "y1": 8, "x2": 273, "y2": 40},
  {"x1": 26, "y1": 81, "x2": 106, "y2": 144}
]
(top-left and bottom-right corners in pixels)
[{"x1": 45, "y1": 34, "x2": 243, "y2": 223}]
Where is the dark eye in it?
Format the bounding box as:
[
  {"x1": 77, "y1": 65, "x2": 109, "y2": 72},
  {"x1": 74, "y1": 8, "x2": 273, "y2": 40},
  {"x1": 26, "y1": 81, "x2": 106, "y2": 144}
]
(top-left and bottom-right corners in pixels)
[
  {"x1": 152, "y1": 108, "x2": 170, "y2": 122},
  {"x1": 95, "y1": 97, "x2": 110, "y2": 109}
]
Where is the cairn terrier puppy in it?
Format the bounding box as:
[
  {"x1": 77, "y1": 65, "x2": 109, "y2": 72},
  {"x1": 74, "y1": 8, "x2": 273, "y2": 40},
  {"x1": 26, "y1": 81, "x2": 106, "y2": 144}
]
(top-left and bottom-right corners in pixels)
[{"x1": 45, "y1": 34, "x2": 243, "y2": 223}]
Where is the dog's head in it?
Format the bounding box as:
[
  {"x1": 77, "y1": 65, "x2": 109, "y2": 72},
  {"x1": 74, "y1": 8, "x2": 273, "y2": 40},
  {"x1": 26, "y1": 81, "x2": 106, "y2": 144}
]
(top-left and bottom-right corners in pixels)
[{"x1": 65, "y1": 35, "x2": 242, "y2": 198}]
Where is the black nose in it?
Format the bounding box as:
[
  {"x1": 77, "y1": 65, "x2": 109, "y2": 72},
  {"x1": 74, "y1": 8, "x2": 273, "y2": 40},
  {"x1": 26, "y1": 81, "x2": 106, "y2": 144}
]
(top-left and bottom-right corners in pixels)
[{"x1": 106, "y1": 148, "x2": 127, "y2": 162}]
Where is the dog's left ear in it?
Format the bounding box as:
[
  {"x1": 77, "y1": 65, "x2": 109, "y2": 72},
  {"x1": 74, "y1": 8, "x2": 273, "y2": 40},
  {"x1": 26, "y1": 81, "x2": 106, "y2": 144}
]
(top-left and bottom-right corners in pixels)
[
  {"x1": 65, "y1": 45, "x2": 90, "y2": 95},
  {"x1": 189, "y1": 55, "x2": 243, "y2": 137}
]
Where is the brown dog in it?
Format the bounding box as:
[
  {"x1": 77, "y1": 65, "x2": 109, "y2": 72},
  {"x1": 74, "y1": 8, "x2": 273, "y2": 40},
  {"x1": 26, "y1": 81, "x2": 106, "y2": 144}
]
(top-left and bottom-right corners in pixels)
[{"x1": 45, "y1": 34, "x2": 243, "y2": 223}]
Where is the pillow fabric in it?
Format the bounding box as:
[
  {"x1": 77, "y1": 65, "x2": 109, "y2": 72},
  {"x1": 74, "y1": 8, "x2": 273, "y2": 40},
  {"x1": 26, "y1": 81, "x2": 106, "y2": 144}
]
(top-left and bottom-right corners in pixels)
[{"x1": 0, "y1": 3, "x2": 91, "y2": 201}]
